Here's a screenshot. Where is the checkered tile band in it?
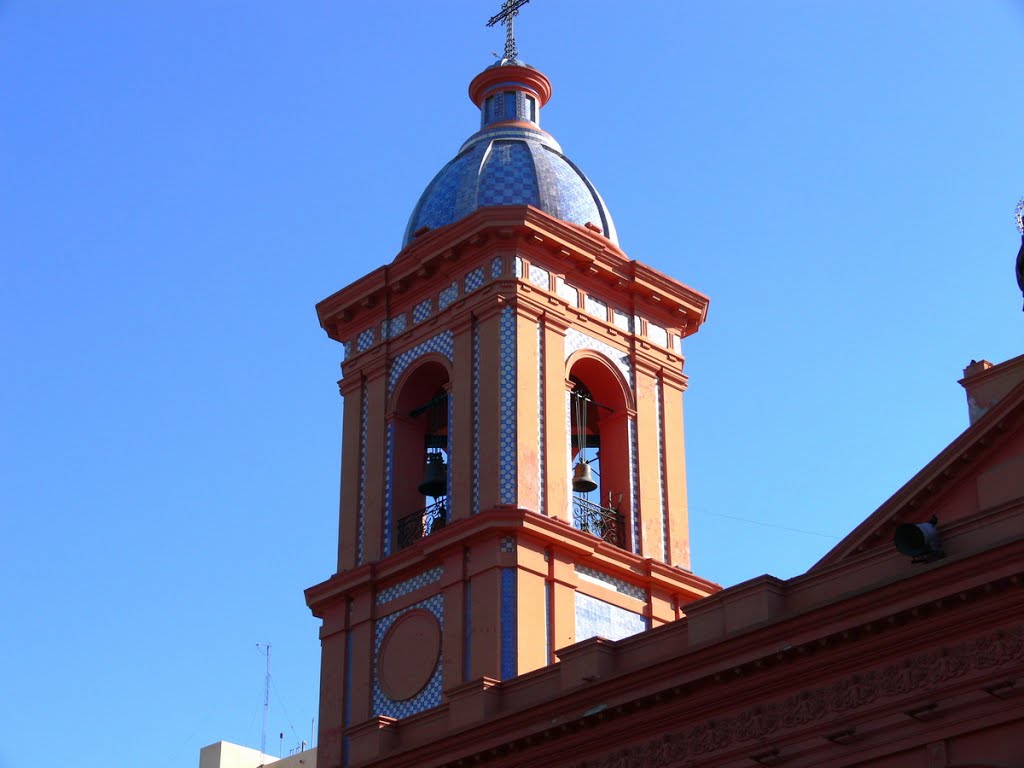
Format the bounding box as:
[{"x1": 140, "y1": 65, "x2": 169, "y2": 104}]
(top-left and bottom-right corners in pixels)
[{"x1": 371, "y1": 594, "x2": 444, "y2": 719}]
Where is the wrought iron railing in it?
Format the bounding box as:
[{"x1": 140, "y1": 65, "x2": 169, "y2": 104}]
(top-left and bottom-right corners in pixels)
[
  {"x1": 572, "y1": 496, "x2": 625, "y2": 548},
  {"x1": 396, "y1": 498, "x2": 448, "y2": 550}
]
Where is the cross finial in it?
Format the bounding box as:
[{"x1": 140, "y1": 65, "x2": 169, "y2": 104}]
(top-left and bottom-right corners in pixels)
[{"x1": 486, "y1": 0, "x2": 531, "y2": 62}]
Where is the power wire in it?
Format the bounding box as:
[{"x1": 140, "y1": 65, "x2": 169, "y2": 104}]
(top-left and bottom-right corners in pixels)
[
  {"x1": 270, "y1": 672, "x2": 302, "y2": 747},
  {"x1": 697, "y1": 509, "x2": 840, "y2": 540}
]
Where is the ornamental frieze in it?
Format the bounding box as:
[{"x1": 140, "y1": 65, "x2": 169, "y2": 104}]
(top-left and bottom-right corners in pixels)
[{"x1": 569, "y1": 624, "x2": 1023, "y2": 768}]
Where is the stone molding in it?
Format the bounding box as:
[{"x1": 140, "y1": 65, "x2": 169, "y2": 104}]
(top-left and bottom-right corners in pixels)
[{"x1": 567, "y1": 623, "x2": 1023, "y2": 768}]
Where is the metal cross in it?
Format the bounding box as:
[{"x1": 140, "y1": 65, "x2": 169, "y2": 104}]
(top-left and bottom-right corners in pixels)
[{"x1": 486, "y1": 0, "x2": 531, "y2": 62}]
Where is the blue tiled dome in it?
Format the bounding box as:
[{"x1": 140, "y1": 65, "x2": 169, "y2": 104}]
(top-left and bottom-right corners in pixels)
[{"x1": 402, "y1": 64, "x2": 617, "y2": 248}]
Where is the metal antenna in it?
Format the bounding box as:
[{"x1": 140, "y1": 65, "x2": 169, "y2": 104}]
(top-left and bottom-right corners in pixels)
[
  {"x1": 486, "y1": 0, "x2": 531, "y2": 62},
  {"x1": 257, "y1": 643, "x2": 272, "y2": 759}
]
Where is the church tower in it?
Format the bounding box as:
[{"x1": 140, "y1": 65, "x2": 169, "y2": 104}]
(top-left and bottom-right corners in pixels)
[{"x1": 306, "y1": 15, "x2": 720, "y2": 767}]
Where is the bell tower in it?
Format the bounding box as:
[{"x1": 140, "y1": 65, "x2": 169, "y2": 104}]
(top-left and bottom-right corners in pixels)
[{"x1": 306, "y1": 41, "x2": 720, "y2": 768}]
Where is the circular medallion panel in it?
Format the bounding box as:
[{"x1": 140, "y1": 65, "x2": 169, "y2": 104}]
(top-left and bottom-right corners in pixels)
[{"x1": 377, "y1": 609, "x2": 441, "y2": 701}]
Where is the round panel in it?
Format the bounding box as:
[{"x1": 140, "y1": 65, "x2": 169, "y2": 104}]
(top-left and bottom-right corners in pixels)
[{"x1": 377, "y1": 609, "x2": 441, "y2": 702}]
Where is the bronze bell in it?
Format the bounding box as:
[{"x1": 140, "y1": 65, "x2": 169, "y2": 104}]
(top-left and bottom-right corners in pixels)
[
  {"x1": 418, "y1": 452, "x2": 448, "y2": 497},
  {"x1": 572, "y1": 461, "x2": 598, "y2": 493}
]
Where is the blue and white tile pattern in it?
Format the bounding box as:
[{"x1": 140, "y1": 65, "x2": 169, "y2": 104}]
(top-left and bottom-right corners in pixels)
[
  {"x1": 438, "y1": 281, "x2": 458, "y2": 311},
  {"x1": 584, "y1": 293, "x2": 607, "y2": 320},
  {"x1": 478, "y1": 141, "x2": 540, "y2": 207},
  {"x1": 357, "y1": 328, "x2": 375, "y2": 353},
  {"x1": 564, "y1": 328, "x2": 634, "y2": 389},
  {"x1": 629, "y1": 417, "x2": 640, "y2": 554},
  {"x1": 383, "y1": 421, "x2": 394, "y2": 558},
  {"x1": 357, "y1": 380, "x2": 368, "y2": 564},
  {"x1": 387, "y1": 330, "x2": 454, "y2": 395},
  {"x1": 376, "y1": 567, "x2": 443, "y2": 606},
  {"x1": 383, "y1": 314, "x2": 407, "y2": 339},
  {"x1": 464, "y1": 580, "x2": 472, "y2": 682},
  {"x1": 576, "y1": 565, "x2": 646, "y2": 601},
  {"x1": 500, "y1": 568, "x2": 517, "y2": 679},
  {"x1": 656, "y1": 380, "x2": 668, "y2": 563},
  {"x1": 536, "y1": 146, "x2": 611, "y2": 239},
  {"x1": 574, "y1": 591, "x2": 648, "y2": 643},
  {"x1": 647, "y1": 322, "x2": 668, "y2": 347},
  {"x1": 528, "y1": 263, "x2": 550, "y2": 291},
  {"x1": 536, "y1": 322, "x2": 545, "y2": 515},
  {"x1": 403, "y1": 110, "x2": 618, "y2": 248},
  {"x1": 446, "y1": 391, "x2": 454, "y2": 517},
  {"x1": 471, "y1": 322, "x2": 480, "y2": 515},
  {"x1": 413, "y1": 298, "x2": 433, "y2": 324},
  {"x1": 372, "y1": 594, "x2": 444, "y2": 718},
  {"x1": 613, "y1": 309, "x2": 633, "y2": 332},
  {"x1": 498, "y1": 307, "x2": 517, "y2": 505},
  {"x1": 464, "y1": 267, "x2": 484, "y2": 294},
  {"x1": 556, "y1": 278, "x2": 579, "y2": 307}
]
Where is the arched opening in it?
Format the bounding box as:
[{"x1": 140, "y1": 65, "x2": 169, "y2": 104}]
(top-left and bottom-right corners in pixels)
[
  {"x1": 568, "y1": 355, "x2": 631, "y2": 550},
  {"x1": 392, "y1": 360, "x2": 450, "y2": 550}
]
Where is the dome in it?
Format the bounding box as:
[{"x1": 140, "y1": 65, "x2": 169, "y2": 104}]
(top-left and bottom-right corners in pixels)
[{"x1": 402, "y1": 63, "x2": 618, "y2": 248}]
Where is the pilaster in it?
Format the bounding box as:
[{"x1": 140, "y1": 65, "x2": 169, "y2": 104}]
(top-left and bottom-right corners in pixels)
[
  {"x1": 316, "y1": 601, "x2": 349, "y2": 768},
  {"x1": 440, "y1": 547, "x2": 468, "y2": 690},
  {"x1": 449, "y1": 314, "x2": 475, "y2": 522},
  {"x1": 347, "y1": 592, "x2": 375, "y2": 725},
  {"x1": 339, "y1": 377, "x2": 364, "y2": 572},
  {"x1": 550, "y1": 549, "x2": 578, "y2": 654},
  {"x1": 541, "y1": 313, "x2": 570, "y2": 523},
  {"x1": 634, "y1": 361, "x2": 665, "y2": 560},
  {"x1": 362, "y1": 370, "x2": 388, "y2": 563},
  {"x1": 661, "y1": 369, "x2": 690, "y2": 568},
  {"x1": 515, "y1": 302, "x2": 543, "y2": 514},
  {"x1": 475, "y1": 304, "x2": 505, "y2": 513},
  {"x1": 515, "y1": 537, "x2": 550, "y2": 674},
  {"x1": 467, "y1": 552, "x2": 503, "y2": 680}
]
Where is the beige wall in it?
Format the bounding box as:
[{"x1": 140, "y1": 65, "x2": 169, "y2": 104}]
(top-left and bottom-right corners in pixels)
[{"x1": 199, "y1": 741, "x2": 316, "y2": 768}]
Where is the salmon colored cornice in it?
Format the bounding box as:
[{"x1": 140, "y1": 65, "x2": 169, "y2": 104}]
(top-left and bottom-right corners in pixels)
[
  {"x1": 316, "y1": 206, "x2": 710, "y2": 344},
  {"x1": 305, "y1": 506, "x2": 720, "y2": 617},
  {"x1": 468, "y1": 64, "x2": 552, "y2": 108},
  {"x1": 813, "y1": 373, "x2": 1024, "y2": 569}
]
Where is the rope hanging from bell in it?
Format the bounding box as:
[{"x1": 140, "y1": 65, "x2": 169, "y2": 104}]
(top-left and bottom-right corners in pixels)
[{"x1": 571, "y1": 382, "x2": 598, "y2": 493}]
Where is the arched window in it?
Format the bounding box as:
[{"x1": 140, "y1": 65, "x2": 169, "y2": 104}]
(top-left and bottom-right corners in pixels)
[
  {"x1": 392, "y1": 361, "x2": 450, "y2": 550},
  {"x1": 568, "y1": 355, "x2": 632, "y2": 550}
]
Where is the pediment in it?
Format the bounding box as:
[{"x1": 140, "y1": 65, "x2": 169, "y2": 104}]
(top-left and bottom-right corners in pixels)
[{"x1": 812, "y1": 376, "x2": 1024, "y2": 570}]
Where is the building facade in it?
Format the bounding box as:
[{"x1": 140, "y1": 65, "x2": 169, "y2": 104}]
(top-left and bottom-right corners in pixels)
[{"x1": 305, "y1": 38, "x2": 1024, "y2": 768}]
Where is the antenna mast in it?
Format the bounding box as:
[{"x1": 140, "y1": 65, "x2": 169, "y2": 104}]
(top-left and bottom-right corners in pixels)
[{"x1": 257, "y1": 643, "x2": 272, "y2": 758}]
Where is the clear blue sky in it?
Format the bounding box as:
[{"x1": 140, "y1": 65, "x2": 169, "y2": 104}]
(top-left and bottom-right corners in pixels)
[{"x1": 1, "y1": 3, "x2": 1021, "y2": 767}]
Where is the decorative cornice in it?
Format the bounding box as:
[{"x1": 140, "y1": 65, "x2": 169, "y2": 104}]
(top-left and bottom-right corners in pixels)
[
  {"x1": 306, "y1": 507, "x2": 721, "y2": 618},
  {"x1": 316, "y1": 207, "x2": 709, "y2": 345},
  {"x1": 565, "y1": 622, "x2": 1024, "y2": 768}
]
